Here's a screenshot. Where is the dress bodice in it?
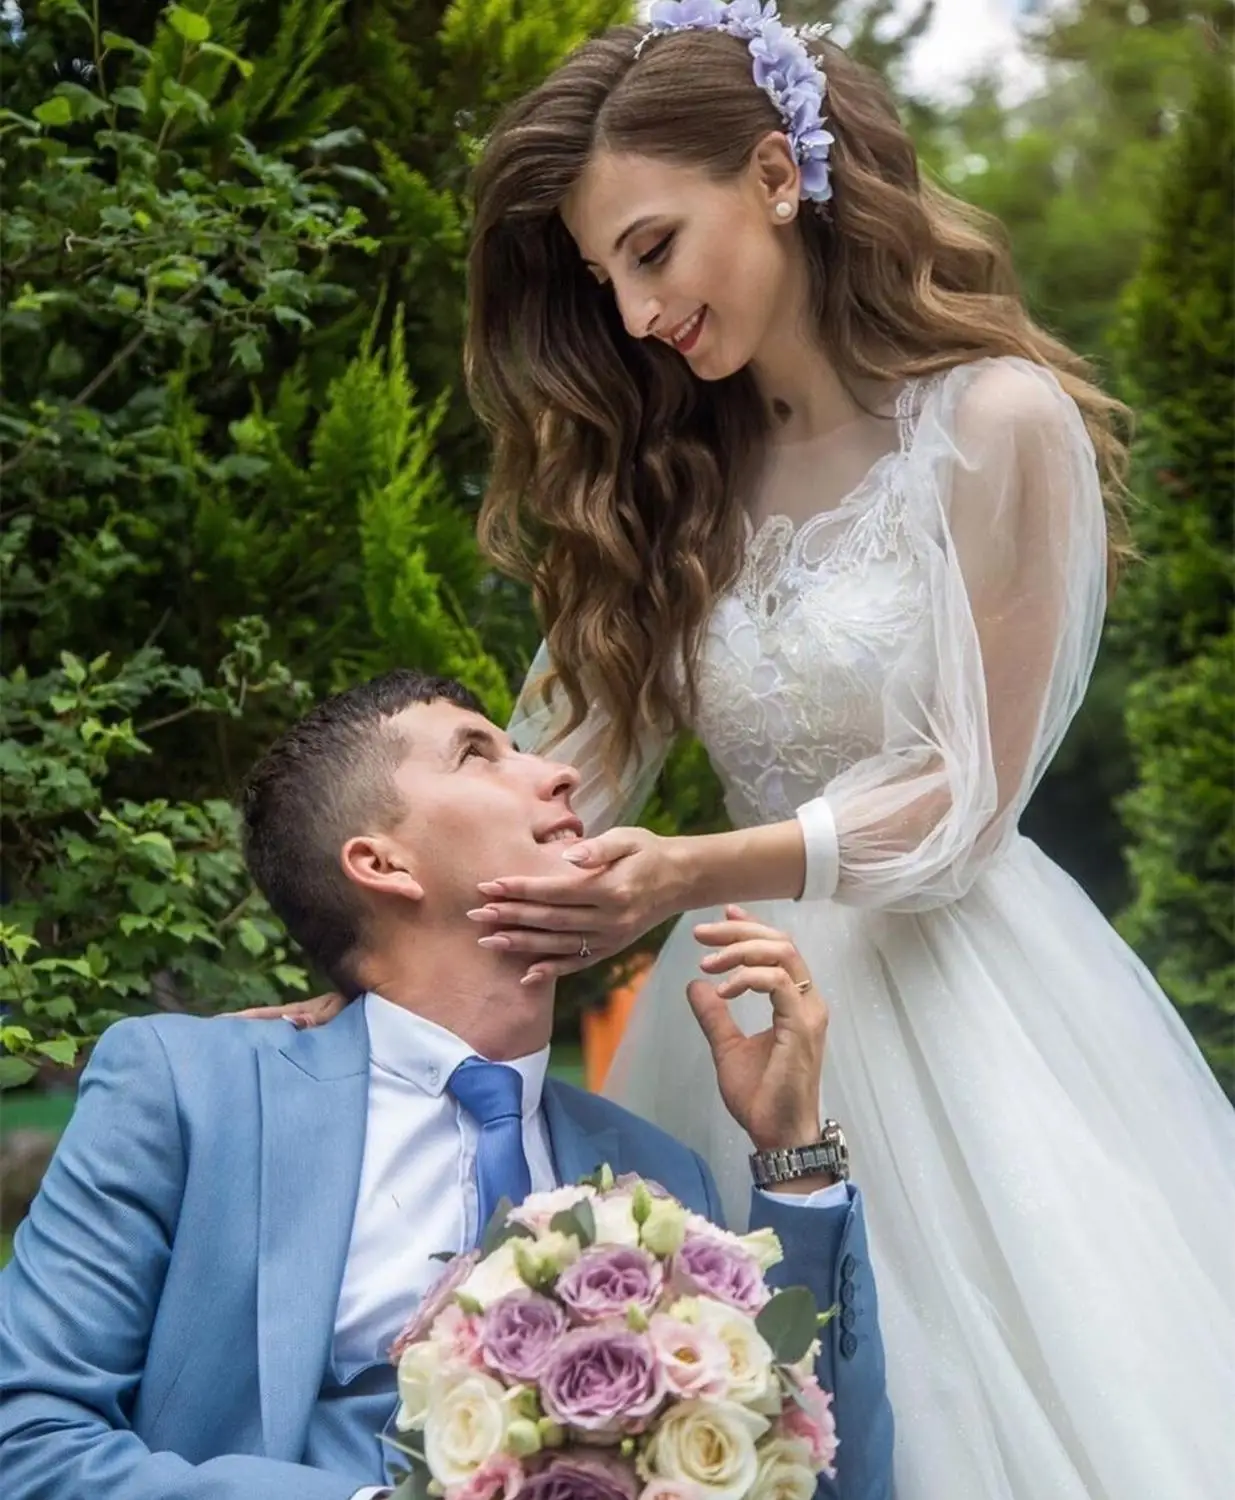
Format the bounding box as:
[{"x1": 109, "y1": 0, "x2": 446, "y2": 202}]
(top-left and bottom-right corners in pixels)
[{"x1": 694, "y1": 383, "x2": 936, "y2": 830}]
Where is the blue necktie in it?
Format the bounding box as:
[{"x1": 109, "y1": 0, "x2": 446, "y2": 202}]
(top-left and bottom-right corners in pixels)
[{"x1": 448, "y1": 1056, "x2": 533, "y2": 1245}]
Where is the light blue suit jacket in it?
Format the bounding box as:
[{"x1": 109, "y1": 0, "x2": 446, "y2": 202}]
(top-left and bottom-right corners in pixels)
[{"x1": 0, "y1": 1003, "x2": 893, "y2": 1499}]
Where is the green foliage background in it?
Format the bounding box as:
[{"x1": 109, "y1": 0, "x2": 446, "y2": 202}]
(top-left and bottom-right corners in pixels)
[{"x1": 1, "y1": 0, "x2": 1230, "y2": 1090}]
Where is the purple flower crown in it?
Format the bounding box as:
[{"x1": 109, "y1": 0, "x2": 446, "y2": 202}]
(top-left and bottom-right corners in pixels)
[{"x1": 636, "y1": 0, "x2": 834, "y2": 203}]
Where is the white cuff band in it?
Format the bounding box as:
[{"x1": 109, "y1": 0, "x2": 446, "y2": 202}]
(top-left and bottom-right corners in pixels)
[{"x1": 795, "y1": 796, "x2": 840, "y2": 902}]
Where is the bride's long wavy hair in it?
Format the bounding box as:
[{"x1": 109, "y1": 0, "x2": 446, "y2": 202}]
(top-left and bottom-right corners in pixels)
[{"x1": 467, "y1": 24, "x2": 1129, "y2": 778}]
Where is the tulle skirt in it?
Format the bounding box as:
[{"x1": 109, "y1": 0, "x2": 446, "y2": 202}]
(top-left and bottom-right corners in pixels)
[{"x1": 604, "y1": 835, "x2": 1235, "y2": 1500}]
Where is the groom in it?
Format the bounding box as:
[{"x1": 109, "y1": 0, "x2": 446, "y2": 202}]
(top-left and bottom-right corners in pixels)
[{"x1": 0, "y1": 670, "x2": 893, "y2": 1500}]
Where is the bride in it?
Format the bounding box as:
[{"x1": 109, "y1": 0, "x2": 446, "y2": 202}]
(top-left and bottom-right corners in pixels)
[{"x1": 245, "y1": 7, "x2": 1234, "y2": 1496}]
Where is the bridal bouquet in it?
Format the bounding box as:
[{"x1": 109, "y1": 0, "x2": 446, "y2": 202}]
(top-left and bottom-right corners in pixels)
[{"x1": 385, "y1": 1168, "x2": 837, "y2": 1500}]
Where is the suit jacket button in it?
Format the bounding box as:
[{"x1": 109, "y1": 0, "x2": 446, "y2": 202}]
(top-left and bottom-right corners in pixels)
[
  {"x1": 839, "y1": 1277, "x2": 857, "y2": 1307},
  {"x1": 840, "y1": 1253, "x2": 858, "y2": 1279},
  {"x1": 841, "y1": 1307, "x2": 857, "y2": 1330},
  {"x1": 840, "y1": 1331, "x2": 858, "y2": 1359}
]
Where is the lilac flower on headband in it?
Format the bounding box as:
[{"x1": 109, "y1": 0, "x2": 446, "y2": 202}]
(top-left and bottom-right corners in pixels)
[{"x1": 639, "y1": 0, "x2": 834, "y2": 203}]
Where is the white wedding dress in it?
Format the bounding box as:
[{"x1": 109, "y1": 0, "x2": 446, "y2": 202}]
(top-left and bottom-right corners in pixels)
[{"x1": 509, "y1": 357, "x2": 1235, "y2": 1500}]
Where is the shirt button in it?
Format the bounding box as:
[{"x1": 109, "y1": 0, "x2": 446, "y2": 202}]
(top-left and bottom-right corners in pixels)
[{"x1": 427, "y1": 1066, "x2": 440, "y2": 1085}]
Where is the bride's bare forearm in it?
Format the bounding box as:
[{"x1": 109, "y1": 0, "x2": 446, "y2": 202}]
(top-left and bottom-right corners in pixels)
[{"x1": 671, "y1": 820, "x2": 808, "y2": 909}]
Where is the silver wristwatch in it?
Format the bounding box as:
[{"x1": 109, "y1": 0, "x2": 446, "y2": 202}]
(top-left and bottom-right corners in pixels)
[{"x1": 749, "y1": 1119, "x2": 850, "y2": 1187}]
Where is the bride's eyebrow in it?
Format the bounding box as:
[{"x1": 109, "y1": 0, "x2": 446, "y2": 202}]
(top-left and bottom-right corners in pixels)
[{"x1": 582, "y1": 214, "x2": 662, "y2": 272}]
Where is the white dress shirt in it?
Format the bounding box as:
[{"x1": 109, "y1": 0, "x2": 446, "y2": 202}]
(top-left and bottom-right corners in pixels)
[{"x1": 333, "y1": 993, "x2": 556, "y2": 1376}]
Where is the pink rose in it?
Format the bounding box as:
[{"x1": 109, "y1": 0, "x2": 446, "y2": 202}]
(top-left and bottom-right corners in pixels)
[
  {"x1": 556, "y1": 1247, "x2": 665, "y2": 1325},
  {"x1": 647, "y1": 1315, "x2": 730, "y2": 1399},
  {"x1": 780, "y1": 1377, "x2": 839, "y2": 1477},
  {"x1": 639, "y1": 1482, "x2": 702, "y2": 1500},
  {"x1": 481, "y1": 1292, "x2": 568, "y2": 1381},
  {"x1": 518, "y1": 1452, "x2": 638, "y2": 1500},
  {"x1": 540, "y1": 1326, "x2": 665, "y2": 1436},
  {"x1": 669, "y1": 1235, "x2": 768, "y2": 1315},
  {"x1": 448, "y1": 1453, "x2": 525, "y2": 1500},
  {"x1": 390, "y1": 1251, "x2": 482, "y2": 1360},
  {"x1": 434, "y1": 1303, "x2": 487, "y2": 1369}
]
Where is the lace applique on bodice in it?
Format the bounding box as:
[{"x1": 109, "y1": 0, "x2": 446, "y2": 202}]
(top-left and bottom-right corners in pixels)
[{"x1": 694, "y1": 378, "x2": 938, "y2": 828}]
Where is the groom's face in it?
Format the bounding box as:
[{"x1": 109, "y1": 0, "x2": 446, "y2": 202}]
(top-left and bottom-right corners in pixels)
[{"x1": 377, "y1": 700, "x2": 584, "y2": 910}]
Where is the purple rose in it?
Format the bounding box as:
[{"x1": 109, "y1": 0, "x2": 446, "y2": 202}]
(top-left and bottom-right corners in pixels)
[
  {"x1": 481, "y1": 1292, "x2": 568, "y2": 1381},
  {"x1": 517, "y1": 1453, "x2": 638, "y2": 1500},
  {"x1": 556, "y1": 1247, "x2": 665, "y2": 1325},
  {"x1": 389, "y1": 1249, "x2": 481, "y2": 1359},
  {"x1": 670, "y1": 1234, "x2": 768, "y2": 1314},
  {"x1": 540, "y1": 1326, "x2": 665, "y2": 1434}
]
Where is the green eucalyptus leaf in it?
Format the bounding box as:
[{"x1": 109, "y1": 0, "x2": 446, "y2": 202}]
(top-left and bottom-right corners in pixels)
[{"x1": 755, "y1": 1286, "x2": 819, "y2": 1365}]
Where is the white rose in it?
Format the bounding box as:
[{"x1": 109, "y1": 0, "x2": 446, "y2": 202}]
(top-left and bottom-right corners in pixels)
[
  {"x1": 644, "y1": 1400, "x2": 770, "y2": 1500},
  {"x1": 458, "y1": 1240, "x2": 525, "y2": 1309},
  {"x1": 735, "y1": 1227, "x2": 784, "y2": 1272},
  {"x1": 691, "y1": 1300, "x2": 778, "y2": 1411},
  {"x1": 509, "y1": 1183, "x2": 597, "y2": 1229},
  {"x1": 749, "y1": 1438, "x2": 817, "y2": 1500},
  {"x1": 396, "y1": 1340, "x2": 443, "y2": 1432},
  {"x1": 424, "y1": 1372, "x2": 509, "y2": 1488},
  {"x1": 591, "y1": 1192, "x2": 642, "y2": 1248}
]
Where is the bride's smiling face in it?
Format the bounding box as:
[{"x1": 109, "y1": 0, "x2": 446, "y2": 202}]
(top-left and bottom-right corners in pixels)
[{"x1": 561, "y1": 142, "x2": 803, "y2": 381}]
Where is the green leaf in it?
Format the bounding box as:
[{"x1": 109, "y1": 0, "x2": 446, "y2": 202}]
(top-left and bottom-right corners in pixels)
[
  {"x1": 237, "y1": 919, "x2": 268, "y2": 957},
  {"x1": 167, "y1": 5, "x2": 211, "y2": 44},
  {"x1": 199, "y1": 41, "x2": 253, "y2": 78},
  {"x1": 480, "y1": 1196, "x2": 516, "y2": 1256},
  {"x1": 549, "y1": 1198, "x2": 596, "y2": 1248},
  {"x1": 60, "y1": 651, "x2": 87, "y2": 685},
  {"x1": 111, "y1": 87, "x2": 148, "y2": 114},
  {"x1": 102, "y1": 31, "x2": 152, "y2": 61},
  {"x1": 35, "y1": 1037, "x2": 79, "y2": 1067},
  {"x1": 231, "y1": 333, "x2": 263, "y2": 373},
  {"x1": 33, "y1": 97, "x2": 73, "y2": 128},
  {"x1": 0, "y1": 1058, "x2": 38, "y2": 1090},
  {"x1": 755, "y1": 1286, "x2": 820, "y2": 1365},
  {"x1": 308, "y1": 127, "x2": 366, "y2": 155}
]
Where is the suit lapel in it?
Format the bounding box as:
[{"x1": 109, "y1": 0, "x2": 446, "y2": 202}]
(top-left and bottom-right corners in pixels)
[
  {"x1": 256, "y1": 1001, "x2": 370, "y2": 1460},
  {"x1": 542, "y1": 1081, "x2": 624, "y2": 1187}
]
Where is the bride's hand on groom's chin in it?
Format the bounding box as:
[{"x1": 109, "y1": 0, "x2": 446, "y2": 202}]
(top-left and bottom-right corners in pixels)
[{"x1": 225, "y1": 992, "x2": 345, "y2": 1027}]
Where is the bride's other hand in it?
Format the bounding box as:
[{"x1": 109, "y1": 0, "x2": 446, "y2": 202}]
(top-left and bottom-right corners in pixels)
[
  {"x1": 472, "y1": 827, "x2": 689, "y2": 984},
  {"x1": 225, "y1": 993, "x2": 345, "y2": 1028},
  {"x1": 687, "y1": 906, "x2": 828, "y2": 1154}
]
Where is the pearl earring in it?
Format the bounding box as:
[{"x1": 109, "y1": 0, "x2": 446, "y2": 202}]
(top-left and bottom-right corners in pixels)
[{"x1": 774, "y1": 200, "x2": 794, "y2": 220}]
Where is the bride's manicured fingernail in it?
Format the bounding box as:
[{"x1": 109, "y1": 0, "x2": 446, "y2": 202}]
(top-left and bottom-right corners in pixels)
[
  {"x1": 477, "y1": 881, "x2": 506, "y2": 896},
  {"x1": 521, "y1": 970, "x2": 545, "y2": 985},
  {"x1": 561, "y1": 847, "x2": 589, "y2": 864},
  {"x1": 466, "y1": 908, "x2": 497, "y2": 921},
  {"x1": 478, "y1": 935, "x2": 511, "y2": 950}
]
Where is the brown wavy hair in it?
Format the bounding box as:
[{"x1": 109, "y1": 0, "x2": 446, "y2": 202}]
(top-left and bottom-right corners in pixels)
[{"x1": 466, "y1": 24, "x2": 1130, "y2": 780}]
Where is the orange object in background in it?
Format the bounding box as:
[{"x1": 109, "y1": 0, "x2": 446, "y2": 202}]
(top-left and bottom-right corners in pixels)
[{"x1": 582, "y1": 954, "x2": 653, "y2": 1092}]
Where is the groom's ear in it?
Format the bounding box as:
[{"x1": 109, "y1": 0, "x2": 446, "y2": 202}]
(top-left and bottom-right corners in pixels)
[{"x1": 340, "y1": 834, "x2": 425, "y2": 904}]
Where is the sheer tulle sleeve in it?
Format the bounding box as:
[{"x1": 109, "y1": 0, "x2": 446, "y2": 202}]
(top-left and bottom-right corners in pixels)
[
  {"x1": 507, "y1": 641, "x2": 673, "y2": 835},
  {"x1": 796, "y1": 358, "x2": 1109, "y2": 911}
]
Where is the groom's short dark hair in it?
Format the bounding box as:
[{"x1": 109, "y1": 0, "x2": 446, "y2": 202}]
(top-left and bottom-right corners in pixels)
[{"x1": 240, "y1": 669, "x2": 483, "y2": 996}]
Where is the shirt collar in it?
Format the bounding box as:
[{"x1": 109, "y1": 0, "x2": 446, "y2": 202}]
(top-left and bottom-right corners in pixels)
[{"x1": 362, "y1": 992, "x2": 551, "y2": 1119}]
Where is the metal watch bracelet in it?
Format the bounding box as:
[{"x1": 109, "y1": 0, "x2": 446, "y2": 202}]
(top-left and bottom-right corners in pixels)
[{"x1": 749, "y1": 1119, "x2": 850, "y2": 1187}]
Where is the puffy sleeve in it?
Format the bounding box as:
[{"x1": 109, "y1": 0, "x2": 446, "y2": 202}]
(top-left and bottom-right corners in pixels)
[
  {"x1": 506, "y1": 641, "x2": 673, "y2": 835},
  {"x1": 795, "y1": 357, "x2": 1109, "y2": 911}
]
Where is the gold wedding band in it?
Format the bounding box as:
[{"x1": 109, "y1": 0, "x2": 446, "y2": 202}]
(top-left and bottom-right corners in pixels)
[{"x1": 579, "y1": 938, "x2": 592, "y2": 959}]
